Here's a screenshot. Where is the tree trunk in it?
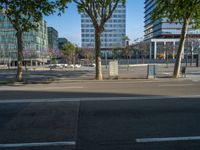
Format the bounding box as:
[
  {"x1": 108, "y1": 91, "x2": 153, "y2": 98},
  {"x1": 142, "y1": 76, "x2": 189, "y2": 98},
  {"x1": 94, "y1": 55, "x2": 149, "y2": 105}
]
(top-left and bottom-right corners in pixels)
[
  {"x1": 95, "y1": 29, "x2": 103, "y2": 80},
  {"x1": 16, "y1": 31, "x2": 24, "y2": 82},
  {"x1": 173, "y1": 18, "x2": 189, "y2": 78}
]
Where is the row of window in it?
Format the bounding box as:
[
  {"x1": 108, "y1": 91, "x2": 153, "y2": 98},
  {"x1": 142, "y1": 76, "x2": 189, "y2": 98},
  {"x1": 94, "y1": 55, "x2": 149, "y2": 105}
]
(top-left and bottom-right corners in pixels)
[
  {"x1": 82, "y1": 38, "x2": 122, "y2": 42},
  {"x1": 82, "y1": 43, "x2": 123, "y2": 48},
  {"x1": 82, "y1": 29, "x2": 125, "y2": 33},
  {"x1": 82, "y1": 33, "x2": 125, "y2": 37},
  {"x1": 82, "y1": 19, "x2": 125, "y2": 24},
  {"x1": 81, "y1": 24, "x2": 125, "y2": 28}
]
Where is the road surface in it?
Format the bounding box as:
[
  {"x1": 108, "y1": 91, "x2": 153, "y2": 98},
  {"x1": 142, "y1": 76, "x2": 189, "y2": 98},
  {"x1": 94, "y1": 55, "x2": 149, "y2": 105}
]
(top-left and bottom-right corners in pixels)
[{"x1": 0, "y1": 80, "x2": 200, "y2": 149}]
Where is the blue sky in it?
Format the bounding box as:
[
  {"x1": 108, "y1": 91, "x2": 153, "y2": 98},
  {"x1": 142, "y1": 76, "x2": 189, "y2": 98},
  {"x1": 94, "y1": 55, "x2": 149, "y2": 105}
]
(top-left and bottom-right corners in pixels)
[{"x1": 45, "y1": 0, "x2": 144, "y2": 46}]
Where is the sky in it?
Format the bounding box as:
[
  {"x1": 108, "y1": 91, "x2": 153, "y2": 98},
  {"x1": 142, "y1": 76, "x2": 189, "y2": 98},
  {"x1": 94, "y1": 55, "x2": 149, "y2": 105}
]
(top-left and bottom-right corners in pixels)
[{"x1": 45, "y1": 0, "x2": 144, "y2": 46}]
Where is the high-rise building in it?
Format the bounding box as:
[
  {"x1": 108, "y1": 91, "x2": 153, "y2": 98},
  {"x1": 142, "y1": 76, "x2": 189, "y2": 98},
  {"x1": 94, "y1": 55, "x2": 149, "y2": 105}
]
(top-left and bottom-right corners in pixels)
[
  {"x1": 58, "y1": 37, "x2": 69, "y2": 50},
  {"x1": 47, "y1": 27, "x2": 58, "y2": 51},
  {"x1": 0, "y1": 12, "x2": 48, "y2": 66},
  {"x1": 144, "y1": 0, "x2": 200, "y2": 59},
  {"x1": 81, "y1": 3, "x2": 126, "y2": 56}
]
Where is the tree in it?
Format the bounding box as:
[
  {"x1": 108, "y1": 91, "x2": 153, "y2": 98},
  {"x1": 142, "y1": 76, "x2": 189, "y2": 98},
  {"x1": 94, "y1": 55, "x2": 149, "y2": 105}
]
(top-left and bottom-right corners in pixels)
[
  {"x1": 138, "y1": 41, "x2": 148, "y2": 64},
  {"x1": 61, "y1": 42, "x2": 76, "y2": 65},
  {"x1": 0, "y1": 0, "x2": 70, "y2": 82},
  {"x1": 122, "y1": 35, "x2": 130, "y2": 47},
  {"x1": 81, "y1": 48, "x2": 95, "y2": 63},
  {"x1": 48, "y1": 48, "x2": 59, "y2": 64},
  {"x1": 122, "y1": 35, "x2": 131, "y2": 70},
  {"x1": 152, "y1": 0, "x2": 200, "y2": 78},
  {"x1": 112, "y1": 47, "x2": 122, "y2": 59},
  {"x1": 23, "y1": 49, "x2": 37, "y2": 68},
  {"x1": 69, "y1": 0, "x2": 126, "y2": 80}
]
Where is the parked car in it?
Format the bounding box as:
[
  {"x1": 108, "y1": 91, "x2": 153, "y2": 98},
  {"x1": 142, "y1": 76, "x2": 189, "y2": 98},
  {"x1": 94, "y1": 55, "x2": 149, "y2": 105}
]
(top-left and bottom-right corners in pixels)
[
  {"x1": 63, "y1": 64, "x2": 68, "y2": 68},
  {"x1": 75, "y1": 64, "x2": 81, "y2": 68},
  {"x1": 49, "y1": 64, "x2": 63, "y2": 69},
  {"x1": 89, "y1": 63, "x2": 96, "y2": 67}
]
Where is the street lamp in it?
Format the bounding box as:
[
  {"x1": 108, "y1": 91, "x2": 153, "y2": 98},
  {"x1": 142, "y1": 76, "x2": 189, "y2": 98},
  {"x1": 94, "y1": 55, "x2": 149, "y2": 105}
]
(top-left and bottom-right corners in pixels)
[
  {"x1": 105, "y1": 29, "x2": 114, "y2": 69},
  {"x1": 105, "y1": 31, "x2": 108, "y2": 69}
]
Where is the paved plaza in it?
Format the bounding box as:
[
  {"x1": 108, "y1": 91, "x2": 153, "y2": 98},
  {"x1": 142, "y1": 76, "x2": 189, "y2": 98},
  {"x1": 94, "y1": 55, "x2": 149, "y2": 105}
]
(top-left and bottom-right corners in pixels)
[
  {"x1": 0, "y1": 63, "x2": 200, "y2": 85},
  {"x1": 0, "y1": 63, "x2": 200, "y2": 150}
]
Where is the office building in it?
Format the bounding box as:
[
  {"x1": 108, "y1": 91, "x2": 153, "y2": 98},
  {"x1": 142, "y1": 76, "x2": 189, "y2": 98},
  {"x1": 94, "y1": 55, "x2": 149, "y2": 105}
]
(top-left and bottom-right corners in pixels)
[
  {"x1": 0, "y1": 11, "x2": 48, "y2": 66},
  {"x1": 58, "y1": 37, "x2": 69, "y2": 50},
  {"x1": 48, "y1": 27, "x2": 58, "y2": 51},
  {"x1": 144, "y1": 0, "x2": 200, "y2": 59},
  {"x1": 81, "y1": 2, "x2": 126, "y2": 56}
]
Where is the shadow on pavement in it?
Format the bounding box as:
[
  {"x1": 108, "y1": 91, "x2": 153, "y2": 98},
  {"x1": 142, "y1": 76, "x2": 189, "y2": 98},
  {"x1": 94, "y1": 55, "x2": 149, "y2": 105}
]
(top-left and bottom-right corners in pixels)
[
  {"x1": 0, "y1": 91, "x2": 159, "y2": 150},
  {"x1": 0, "y1": 70, "x2": 96, "y2": 86},
  {"x1": 0, "y1": 91, "x2": 156, "y2": 100}
]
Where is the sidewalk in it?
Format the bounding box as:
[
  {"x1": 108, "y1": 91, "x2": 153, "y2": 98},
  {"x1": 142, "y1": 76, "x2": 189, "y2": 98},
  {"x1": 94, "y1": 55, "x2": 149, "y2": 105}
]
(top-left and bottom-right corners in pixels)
[{"x1": 0, "y1": 64, "x2": 200, "y2": 85}]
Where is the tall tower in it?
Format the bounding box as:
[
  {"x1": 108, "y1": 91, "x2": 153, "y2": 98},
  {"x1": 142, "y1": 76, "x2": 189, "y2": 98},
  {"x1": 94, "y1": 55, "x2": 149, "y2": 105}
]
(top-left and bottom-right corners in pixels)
[
  {"x1": 144, "y1": 0, "x2": 200, "y2": 40},
  {"x1": 0, "y1": 11, "x2": 48, "y2": 65},
  {"x1": 144, "y1": 0, "x2": 200, "y2": 59},
  {"x1": 47, "y1": 27, "x2": 58, "y2": 51},
  {"x1": 81, "y1": 2, "x2": 126, "y2": 56}
]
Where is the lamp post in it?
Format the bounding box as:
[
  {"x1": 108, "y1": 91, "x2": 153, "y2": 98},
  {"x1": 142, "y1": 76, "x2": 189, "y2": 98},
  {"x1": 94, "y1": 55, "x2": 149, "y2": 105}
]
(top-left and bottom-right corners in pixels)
[
  {"x1": 105, "y1": 31, "x2": 108, "y2": 69},
  {"x1": 105, "y1": 29, "x2": 114, "y2": 69}
]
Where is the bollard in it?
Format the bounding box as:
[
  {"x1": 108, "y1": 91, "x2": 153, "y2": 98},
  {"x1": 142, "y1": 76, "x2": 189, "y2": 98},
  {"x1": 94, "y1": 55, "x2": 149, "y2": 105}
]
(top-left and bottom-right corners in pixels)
[{"x1": 181, "y1": 66, "x2": 186, "y2": 78}]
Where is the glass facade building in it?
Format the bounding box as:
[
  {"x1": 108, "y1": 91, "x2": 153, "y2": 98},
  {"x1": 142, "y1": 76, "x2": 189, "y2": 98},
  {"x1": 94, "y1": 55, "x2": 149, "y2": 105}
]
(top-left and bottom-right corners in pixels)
[
  {"x1": 0, "y1": 12, "x2": 48, "y2": 65},
  {"x1": 58, "y1": 38, "x2": 69, "y2": 50},
  {"x1": 81, "y1": 3, "x2": 126, "y2": 54},
  {"x1": 144, "y1": 0, "x2": 200, "y2": 40},
  {"x1": 144, "y1": 0, "x2": 200, "y2": 59},
  {"x1": 48, "y1": 27, "x2": 58, "y2": 51}
]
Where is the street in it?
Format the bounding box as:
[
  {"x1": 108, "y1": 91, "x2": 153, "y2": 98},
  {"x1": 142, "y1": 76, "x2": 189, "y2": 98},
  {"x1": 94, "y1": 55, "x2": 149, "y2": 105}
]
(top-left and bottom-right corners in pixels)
[
  {"x1": 0, "y1": 80, "x2": 200, "y2": 149},
  {"x1": 77, "y1": 97, "x2": 200, "y2": 150}
]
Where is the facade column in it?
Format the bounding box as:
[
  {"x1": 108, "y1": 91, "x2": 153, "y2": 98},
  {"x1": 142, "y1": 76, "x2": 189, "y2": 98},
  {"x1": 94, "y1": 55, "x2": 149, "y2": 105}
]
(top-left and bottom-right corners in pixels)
[
  {"x1": 173, "y1": 41, "x2": 176, "y2": 59},
  {"x1": 191, "y1": 42, "x2": 194, "y2": 61},
  {"x1": 149, "y1": 41, "x2": 152, "y2": 60},
  {"x1": 154, "y1": 41, "x2": 157, "y2": 59},
  {"x1": 164, "y1": 42, "x2": 166, "y2": 59}
]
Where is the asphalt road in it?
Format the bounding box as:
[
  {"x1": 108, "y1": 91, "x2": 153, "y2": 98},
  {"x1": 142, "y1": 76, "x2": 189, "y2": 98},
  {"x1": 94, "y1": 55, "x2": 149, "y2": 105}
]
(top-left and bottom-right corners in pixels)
[
  {"x1": 0, "y1": 80, "x2": 200, "y2": 149},
  {"x1": 1, "y1": 97, "x2": 200, "y2": 150},
  {"x1": 76, "y1": 97, "x2": 200, "y2": 150},
  {"x1": 0, "y1": 101, "x2": 79, "y2": 150},
  {"x1": 0, "y1": 79, "x2": 200, "y2": 100}
]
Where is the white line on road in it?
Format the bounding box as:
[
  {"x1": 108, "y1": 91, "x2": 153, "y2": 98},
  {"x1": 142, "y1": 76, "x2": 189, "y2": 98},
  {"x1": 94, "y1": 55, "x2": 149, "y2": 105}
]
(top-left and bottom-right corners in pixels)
[
  {"x1": 44, "y1": 86, "x2": 84, "y2": 89},
  {"x1": 0, "y1": 95, "x2": 200, "y2": 103},
  {"x1": 158, "y1": 84, "x2": 193, "y2": 87},
  {"x1": 0, "y1": 141, "x2": 76, "y2": 148},
  {"x1": 136, "y1": 136, "x2": 200, "y2": 143}
]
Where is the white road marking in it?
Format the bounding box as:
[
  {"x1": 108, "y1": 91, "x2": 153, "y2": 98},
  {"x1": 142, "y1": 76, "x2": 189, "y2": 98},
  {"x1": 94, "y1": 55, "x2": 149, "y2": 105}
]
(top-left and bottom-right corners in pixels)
[
  {"x1": 45, "y1": 86, "x2": 84, "y2": 89},
  {"x1": 0, "y1": 141, "x2": 76, "y2": 148},
  {"x1": 158, "y1": 84, "x2": 193, "y2": 87},
  {"x1": 0, "y1": 95, "x2": 200, "y2": 103},
  {"x1": 136, "y1": 136, "x2": 200, "y2": 143}
]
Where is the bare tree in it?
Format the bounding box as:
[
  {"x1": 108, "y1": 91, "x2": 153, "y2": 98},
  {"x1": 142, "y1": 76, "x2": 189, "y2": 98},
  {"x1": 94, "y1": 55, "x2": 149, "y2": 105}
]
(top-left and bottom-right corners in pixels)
[{"x1": 138, "y1": 41, "x2": 148, "y2": 64}]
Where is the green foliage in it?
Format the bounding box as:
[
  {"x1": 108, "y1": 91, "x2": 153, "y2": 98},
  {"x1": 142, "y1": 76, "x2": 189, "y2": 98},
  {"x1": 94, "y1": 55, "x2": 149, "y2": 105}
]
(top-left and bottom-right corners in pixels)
[
  {"x1": 152, "y1": 0, "x2": 200, "y2": 27},
  {"x1": 122, "y1": 35, "x2": 130, "y2": 42},
  {"x1": 55, "y1": 0, "x2": 72, "y2": 15},
  {"x1": 0, "y1": 0, "x2": 59, "y2": 32},
  {"x1": 62, "y1": 42, "x2": 76, "y2": 64},
  {"x1": 62, "y1": 42, "x2": 76, "y2": 55}
]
